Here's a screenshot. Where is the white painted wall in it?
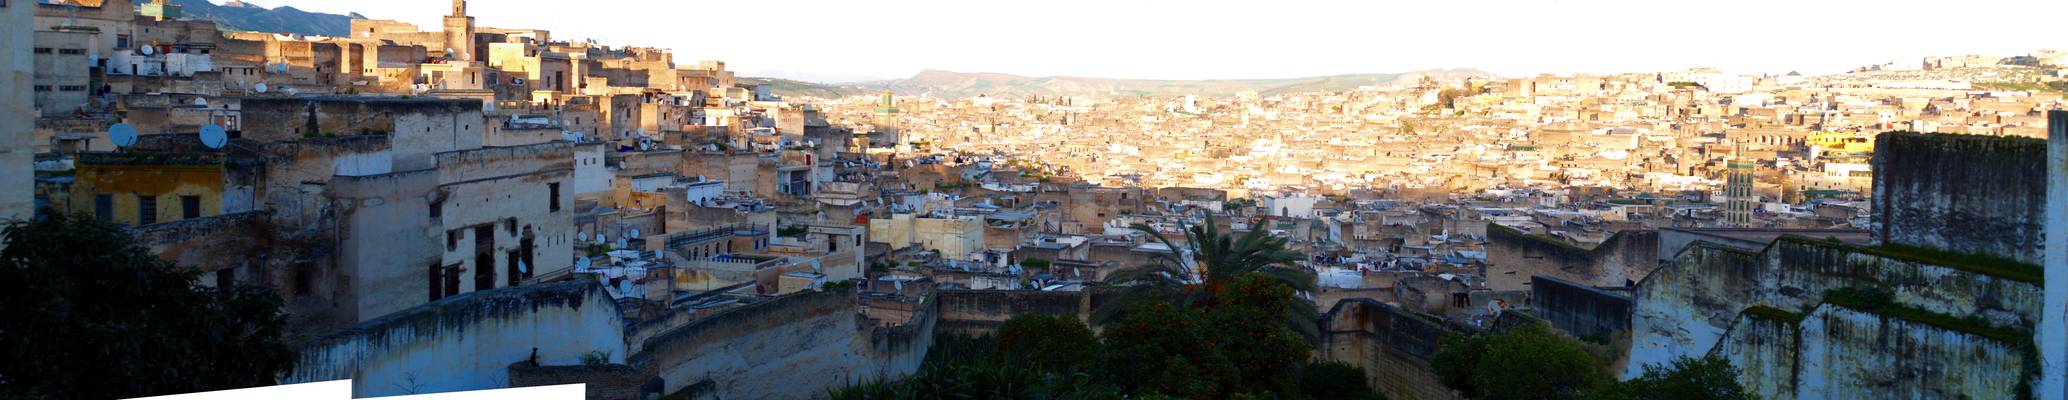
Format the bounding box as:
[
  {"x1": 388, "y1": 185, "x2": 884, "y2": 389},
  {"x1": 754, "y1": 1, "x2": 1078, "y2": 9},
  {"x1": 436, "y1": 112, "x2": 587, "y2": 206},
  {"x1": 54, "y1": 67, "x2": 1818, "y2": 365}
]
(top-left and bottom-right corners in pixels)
[
  {"x1": 1267, "y1": 194, "x2": 1320, "y2": 218},
  {"x1": 572, "y1": 146, "x2": 608, "y2": 196}
]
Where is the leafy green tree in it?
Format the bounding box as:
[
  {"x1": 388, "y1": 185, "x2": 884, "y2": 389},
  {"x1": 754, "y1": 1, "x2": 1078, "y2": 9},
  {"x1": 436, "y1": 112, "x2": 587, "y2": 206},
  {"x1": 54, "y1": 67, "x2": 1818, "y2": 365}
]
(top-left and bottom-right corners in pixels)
[
  {"x1": 1299, "y1": 362, "x2": 1386, "y2": 400},
  {"x1": 1211, "y1": 275, "x2": 1314, "y2": 394},
  {"x1": 0, "y1": 214, "x2": 297, "y2": 399},
  {"x1": 1098, "y1": 302, "x2": 1241, "y2": 398},
  {"x1": 1432, "y1": 323, "x2": 1605, "y2": 400},
  {"x1": 1432, "y1": 333, "x2": 1491, "y2": 398},
  {"x1": 1019, "y1": 257, "x2": 1052, "y2": 271},
  {"x1": 995, "y1": 314, "x2": 1096, "y2": 372},
  {"x1": 1099, "y1": 213, "x2": 1318, "y2": 339},
  {"x1": 1591, "y1": 356, "x2": 1750, "y2": 400}
]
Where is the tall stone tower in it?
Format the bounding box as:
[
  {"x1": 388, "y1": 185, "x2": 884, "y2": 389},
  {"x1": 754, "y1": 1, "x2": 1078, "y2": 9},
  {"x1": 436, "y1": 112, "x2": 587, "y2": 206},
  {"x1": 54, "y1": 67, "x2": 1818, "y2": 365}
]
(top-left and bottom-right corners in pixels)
[
  {"x1": 872, "y1": 90, "x2": 900, "y2": 147},
  {"x1": 1724, "y1": 143, "x2": 1756, "y2": 227},
  {"x1": 443, "y1": 0, "x2": 476, "y2": 62}
]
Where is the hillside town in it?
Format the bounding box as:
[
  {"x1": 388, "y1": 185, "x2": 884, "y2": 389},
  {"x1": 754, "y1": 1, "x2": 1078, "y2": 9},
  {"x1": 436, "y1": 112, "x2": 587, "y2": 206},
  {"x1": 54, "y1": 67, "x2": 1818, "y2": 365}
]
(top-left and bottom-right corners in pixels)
[{"x1": 3, "y1": 1, "x2": 2068, "y2": 399}]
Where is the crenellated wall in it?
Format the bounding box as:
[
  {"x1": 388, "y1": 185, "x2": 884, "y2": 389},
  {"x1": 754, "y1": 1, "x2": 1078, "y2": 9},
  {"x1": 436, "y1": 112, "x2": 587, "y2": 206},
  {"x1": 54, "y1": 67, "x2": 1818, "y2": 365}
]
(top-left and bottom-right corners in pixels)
[{"x1": 285, "y1": 281, "x2": 627, "y2": 398}]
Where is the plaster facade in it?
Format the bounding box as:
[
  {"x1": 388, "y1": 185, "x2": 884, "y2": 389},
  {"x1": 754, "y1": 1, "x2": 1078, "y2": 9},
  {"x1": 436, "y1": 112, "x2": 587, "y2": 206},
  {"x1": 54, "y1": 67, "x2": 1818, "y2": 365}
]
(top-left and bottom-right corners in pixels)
[{"x1": 1, "y1": 0, "x2": 33, "y2": 223}]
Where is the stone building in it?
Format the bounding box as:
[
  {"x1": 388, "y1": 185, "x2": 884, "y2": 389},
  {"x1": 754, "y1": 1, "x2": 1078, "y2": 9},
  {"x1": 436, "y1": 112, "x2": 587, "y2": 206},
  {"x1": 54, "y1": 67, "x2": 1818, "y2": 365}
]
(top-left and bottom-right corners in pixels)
[
  {"x1": 331, "y1": 141, "x2": 575, "y2": 321},
  {"x1": 239, "y1": 96, "x2": 485, "y2": 170},
  {"x1": 67, "y1": 151, "x2": 233, "y2": 226},
  {"x1": 31, "y1": 29, "x2": 93, "y2": 115},
  {"x1": 31, "y1": 0, "x2": 132, "y2": 66}
]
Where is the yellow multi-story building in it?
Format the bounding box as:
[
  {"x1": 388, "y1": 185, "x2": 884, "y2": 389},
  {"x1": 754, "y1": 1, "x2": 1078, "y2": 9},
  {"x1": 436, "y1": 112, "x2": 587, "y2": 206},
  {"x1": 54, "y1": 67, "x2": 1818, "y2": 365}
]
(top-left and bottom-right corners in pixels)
[
  {"x1": 1807, "y1": 131, "x2": 1875, "y2": 156},
  {"x1": 67, "y1": 153, "x2": 226, "y2": 226}
]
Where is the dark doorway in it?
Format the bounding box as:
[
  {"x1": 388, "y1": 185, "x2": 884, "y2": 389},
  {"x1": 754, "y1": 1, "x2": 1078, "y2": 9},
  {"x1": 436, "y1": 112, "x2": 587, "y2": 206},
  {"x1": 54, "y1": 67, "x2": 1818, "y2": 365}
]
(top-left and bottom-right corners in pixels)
[{"x1": 474, "y1": 225, "x2": 496, "y2": 291}]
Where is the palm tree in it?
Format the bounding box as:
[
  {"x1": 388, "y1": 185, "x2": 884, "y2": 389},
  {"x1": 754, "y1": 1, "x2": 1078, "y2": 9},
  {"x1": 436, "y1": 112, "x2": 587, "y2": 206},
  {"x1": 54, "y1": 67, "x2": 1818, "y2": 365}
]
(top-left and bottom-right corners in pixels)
[{"x1": 1096, "y1": 213, "x2": 1320, "y2": 339}]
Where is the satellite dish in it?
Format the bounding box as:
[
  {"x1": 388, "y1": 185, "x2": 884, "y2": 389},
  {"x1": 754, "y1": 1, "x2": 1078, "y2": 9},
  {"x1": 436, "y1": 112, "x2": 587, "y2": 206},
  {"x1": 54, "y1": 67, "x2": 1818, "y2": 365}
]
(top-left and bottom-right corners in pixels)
[
  {"x1": 518, "y1": 260, "x2": 529, "y2": 274},
  {"x1": 652, "y1": 249, "x2": 663, "y2": 260},
  {"x1": 628, "y1": 229, "x2": 641, "y2": 239},
  {"x1": 108, "y1": 123, "x2": 139, "y2": 148},
  {"x1": 139, "y1": 45, "x2": 155, "y2": 56},
  {"x1": 595, "y1": 233, "x2": 606, "y2": 243},
  {"x1": 193, "y1": 97, "x2": 208, "y2": 107},
  {"x1": 512, "y1": 77, "x2": 526, "y2": 85},
  {"x1": 199, "y1": 124, "x2": 228, "y2": 149},
  {"x1": 254, "y1": 83, "x2": 268, "y2": 93},
  {"x1": 574, "y1": 257, "x2": 592, "y2": 270}
]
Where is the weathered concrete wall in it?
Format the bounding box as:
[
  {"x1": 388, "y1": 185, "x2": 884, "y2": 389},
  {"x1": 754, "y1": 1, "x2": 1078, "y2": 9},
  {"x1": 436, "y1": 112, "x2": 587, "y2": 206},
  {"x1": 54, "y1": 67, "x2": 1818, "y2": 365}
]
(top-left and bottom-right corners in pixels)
[
  {"x1": 1872, "y1": 132, "x2": 2047, "y2": 265},
  {"x1": 1318, "y1": 299, "x2": 1462, "y2": 400},
  {"x1": 630, "y1": 288, "x2": 932, "y2": 399},
  {"x1": 1709, "y1": 310, "x2": 1801, "y2": 399},
  {"x1": 285, "y1": 281, "x2": 627, "y2": 398},
  {"x1": 1530, "y1": 275, "x2": 1632, "y2": 339},
  {"x1": 0, "y1": 0, "x2": 31, "y2": 224},
  {"x1": 1628, "y1": 238, "x2": 2043, "y2": 387},
  {"x1": 1485, "y1": 224, "x2": 1658, "y2": 292},
  {"x1": 1792, "y1": 305, "x2": 2029, "y2": 399}
]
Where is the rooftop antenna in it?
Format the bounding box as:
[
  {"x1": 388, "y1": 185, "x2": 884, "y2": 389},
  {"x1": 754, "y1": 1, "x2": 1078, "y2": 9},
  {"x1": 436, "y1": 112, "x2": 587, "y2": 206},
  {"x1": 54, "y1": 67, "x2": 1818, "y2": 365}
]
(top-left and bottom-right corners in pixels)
[
  {"x1": 108, "y1": 123, "x2": 139, "y2": 149},
  {"x1": 200, "y1": 124, "x2": 228, "y2": 149}
]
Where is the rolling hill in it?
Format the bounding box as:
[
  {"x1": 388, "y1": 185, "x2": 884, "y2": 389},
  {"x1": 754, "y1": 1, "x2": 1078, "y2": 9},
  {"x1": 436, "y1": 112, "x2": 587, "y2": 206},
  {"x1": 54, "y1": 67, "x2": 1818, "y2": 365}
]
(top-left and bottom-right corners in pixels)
[{"x1": 150, "y1": 0, "x2": 358, "y2": 37}]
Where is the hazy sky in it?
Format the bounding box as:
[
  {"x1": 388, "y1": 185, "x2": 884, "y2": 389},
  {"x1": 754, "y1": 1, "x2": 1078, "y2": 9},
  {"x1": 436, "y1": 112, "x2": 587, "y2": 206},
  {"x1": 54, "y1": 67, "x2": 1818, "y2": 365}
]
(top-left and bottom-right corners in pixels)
[{"x1": 248, "y1": 0, "x2": 2066, "y2": 81}]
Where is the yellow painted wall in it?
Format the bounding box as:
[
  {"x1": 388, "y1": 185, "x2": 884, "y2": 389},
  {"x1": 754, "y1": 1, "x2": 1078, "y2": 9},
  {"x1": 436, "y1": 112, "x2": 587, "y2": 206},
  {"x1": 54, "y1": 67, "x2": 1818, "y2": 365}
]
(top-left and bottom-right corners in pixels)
[{"x1": 68, "y1": 161, "x2": 224, "y2": 226}]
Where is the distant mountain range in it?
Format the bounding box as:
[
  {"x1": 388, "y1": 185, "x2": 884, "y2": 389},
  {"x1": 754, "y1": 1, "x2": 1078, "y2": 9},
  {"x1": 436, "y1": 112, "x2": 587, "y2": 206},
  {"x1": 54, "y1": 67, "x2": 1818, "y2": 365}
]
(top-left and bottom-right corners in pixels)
[
  {"x1": 149, "y1": 0, "x2": 357, "y2": 37},
  {"x1": 747, "y1": 69, "x2": 1497, "y2": 99}
]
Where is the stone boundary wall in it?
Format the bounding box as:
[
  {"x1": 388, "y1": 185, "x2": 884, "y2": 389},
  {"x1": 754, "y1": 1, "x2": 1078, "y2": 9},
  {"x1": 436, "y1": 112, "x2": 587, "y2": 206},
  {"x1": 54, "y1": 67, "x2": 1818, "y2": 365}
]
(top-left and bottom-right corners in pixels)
[
  {"x1": 285, "y1": 281, "x2": 627, "y2": 397},
  {"x1": 933, "y1": 289, "x2": 1118, "y2": 335},
  {"x1": 1530, "y1": 275, "x2": 1632, "y2": 339},
  {"x1": 1708, "y1": 303, "x2": 2031, "y2": 399},
  {"x1": 1318, "y1": 299, "x2": 1462, "y2": 400},
  {"x1": 628, "y1": 288, "x2": 932, "y2": 399},
  {"x1": 1710, "y1": 309, "x2": 1803, "y2": 399},
  {"x1": 508, "y1": 363, "x2": 643, "y2": 400},
  {"x1": 1628, "y1": 237, "x2": 2042, "y2": 387}
]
